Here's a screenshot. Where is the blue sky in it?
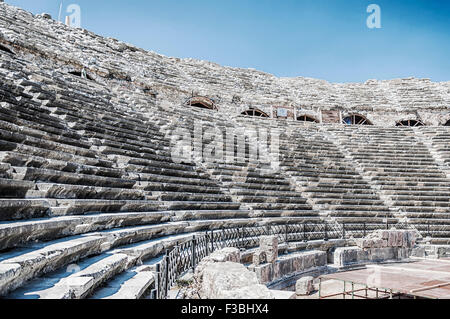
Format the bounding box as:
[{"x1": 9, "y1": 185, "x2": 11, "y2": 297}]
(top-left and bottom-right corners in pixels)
[{"x1": 5, "y1": 0, "x2": 450, "y2": 83}]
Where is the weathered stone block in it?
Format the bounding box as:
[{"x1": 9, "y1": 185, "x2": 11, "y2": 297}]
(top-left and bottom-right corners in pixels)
[
  {"x1": 296, "y1": 276, "x2": 314, "y2": 296},
  {"x1": 253, "y1": 263, "x2": 273, "y2": 284},
  {"x1": 259, "y1": 236, "x2": 278, "y2": 263},
  {"x1": 200, "y1": 262, "x2": 274, "y2": 299},
  {"x1": 252, "y1": 249, "x2": 267, "y2": 266}
]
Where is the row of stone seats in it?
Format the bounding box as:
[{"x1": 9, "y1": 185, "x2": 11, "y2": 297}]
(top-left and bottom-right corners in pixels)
[
  {"x1": 278, "y1": 126, "x2": 395, "y2": 226},
  {"x1": 2, "y1": 1, "x2": 447, "y2": 299},
  {"x1": 0, "y1": 56, "x2": 326, "y2": 298},
  {"x1": 153, "y1": 105, "x2": 318, "y2": 216},
  {"x1": 418, "y1": 127, "x2": 450, "y2": 166},
  {"x1": 0, "y1": 58, "x2": 243, "y2": 216},
  {"x1": 327, "y1": 126, "x2": 450, "y2": 243}
]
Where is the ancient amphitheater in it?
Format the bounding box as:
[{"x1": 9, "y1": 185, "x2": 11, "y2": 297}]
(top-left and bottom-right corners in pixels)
[{"x1": 1, "y1": 2, "x2": 450, "y2": 300}]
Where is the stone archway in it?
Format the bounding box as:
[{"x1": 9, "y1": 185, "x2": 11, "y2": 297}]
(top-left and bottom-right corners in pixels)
[
  {"x1": 297, "y1": 115, "x2": 319, "y2": 123},
  {"x1": 396, "y1": 120, "x2": 425, "y2": 127},
  {"x1": 343, "y1": 114, "x2": 373, "y2": 125},
  {"x1": 186, "y1": 96, "x2": 217, "y2": 111},
  {"x1": 241, "y1": 108, "x2": 269, "y2": 118}
]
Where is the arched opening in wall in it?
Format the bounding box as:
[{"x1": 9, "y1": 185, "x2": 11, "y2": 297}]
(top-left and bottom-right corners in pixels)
[
  {"x1": 444, "y1": 120, "x2": 450, "y2": 126},
  {"x1": 297, "y1": 115, "x2": 319, "y2": 123},
  {"x1": 68, "y1": 70, "x2": 94, "y2": 81},
  {"x1": 0, "y1": 44, "x2": 14, "y2": 55},
  {"x1": 186, "y1": 96, "x2": 217, "y2": 111},
  {"x1": 241, "y1": 108, "x2": 269, "y2": 118},
  {"x1": 396, "y1": 120, "x2": 425, "y2": 127},
  {"x1": 343, "y1": 114, "x2": 372, "y2": 125}
]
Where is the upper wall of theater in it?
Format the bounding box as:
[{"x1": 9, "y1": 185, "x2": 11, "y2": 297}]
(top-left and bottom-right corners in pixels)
[{"x1": 0, "y1": 2, "x2": 449, "y2": 126}]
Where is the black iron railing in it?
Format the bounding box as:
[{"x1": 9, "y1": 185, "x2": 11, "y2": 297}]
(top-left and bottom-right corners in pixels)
[{"x1": 151, "y1": 221, "x2": 413, "y2": 299}]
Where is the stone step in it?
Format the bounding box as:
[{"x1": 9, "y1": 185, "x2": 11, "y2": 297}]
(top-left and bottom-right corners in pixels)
[
  {"x1": 134, "y1": 181, "x2": 223, "y2": 194},
  {"x1": 332, "y1": 204, "x2": 392, "y2": 212},
  {"x1": 230, "y1": 189, "x2": 306, "y2": 198},
  {"x1": 170, "y1": 210, "x2": 319, "y2": 222},
  {"x1": 90, "y1": 265, "x2": 155, "y2": 299},
  {"x1": 288, "y1": 171, "x2": 362, "y2": 180},
  {"x1": 313, "y1": 199, "x2": 387, "y2": 207},
  {"x1": 0, "y1": 140, "x2": 114, "y2": 168},
  {"x1": 0, "y1": 198, "x2": 50, "y2": 221},
  {"x1": 372, "y1": 176, "x2": 450, "y2": 183},
  {"x1": 307, "y1": 192, "x2": 381, "y2": 200},
  {"x1": 0, "y1": 235, "x2": 106, "y2": 296},
  {"x1": 229, "y1": 182, "x2": 294, "y2": 191},
  {"x1": 391, "y1": 195, "x2": 450, "y2": 201},
  {"x1": 218, "y1": 176, "x2": 291, "y2": 186},
  {"x1": 383, "y1": 190, "x2": 450, "y2": 196},
  {"x1": 355, "y1": 159, "x2": 436, "y2": 165},
  {"x1": 9, "y1": 253, "x2": 130, "y2": 299},
  {"x1": 245, "y1": 202, "x2": 312, "y2": 210},
  {"x1": 81, "y1": 127, "x2": 171, "y2": 152},
  {"x1": 0, "y1": 126, "x2": 97, "y2": 159},
  {"x1": 0, "y1": 151, "x2": 121, "y2": 178},
  {"x1": 0, "y1": 178, "x2": 35, "y2": 198},
  {"x1": 369, "y1": 172, "x2": 446, "y2": 178},
  {"x1": 232, "y1": 194, "x2": 308, "y2": 204},
  {"x1": 116, "y1": 155, "x2": 197, "y2": 172},
  {"x1": 47, "y1": 199, "x2": 242, "y2": 216},
  {"x1": 150, "y1": 191, "x2": 232, "y2": 203},
  {"x1": 124, "y1": 163, "x2": 211, "y2": 180},
  {"x1": 0, "y1": 211, "x2": 173, "y2": 251},
  {"x1": 93, "y1": 145, "x2": 173, "y2": 163},
  {"x1": 0, "y1": 114, "x2": 90, "y2": 150},
  {"x1": 380, "y1": 183, "x2": 450, "y2": 189},
  {"x1": 326, "y1": 210, "x2": 396, "y2": 218},
  {"x1": 12, "y1": 166, "x2": 135, "y2": 189},
  {"x1": 393, "y1": 200, "x2": 450, "y2": 208},
  {"x1": 394, "y1": 206, "x2": 450, "y2": 213},
  {"x1": 291, "y1": 176, "x2": 369, "y2": 184},
  {"x1": 0, "y1": 105, "x2": 83, "y2": 142},
  {"x1": 27, "y1": 183, "x2": 146, "y2": 200}
]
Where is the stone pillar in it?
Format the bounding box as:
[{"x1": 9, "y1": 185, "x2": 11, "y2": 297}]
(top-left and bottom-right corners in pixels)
[
  {"x1": 296, "y1": 276, "x2": 314, "y2": 296},
  {"x1": 259, "y1": 235, "x2": 278, "y2": 263}
]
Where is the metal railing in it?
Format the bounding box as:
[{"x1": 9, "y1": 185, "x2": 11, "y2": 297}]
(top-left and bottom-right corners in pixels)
[{"x1": 151, "y1": 221, "x2": 413, "y2": 299}]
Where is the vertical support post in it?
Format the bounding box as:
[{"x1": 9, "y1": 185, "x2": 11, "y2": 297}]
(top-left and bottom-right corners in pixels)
[
  {"x1": 363, "y1": 223, "x2": 366, "y2": 237},
  {"x1": 324, "y1": 223, "x2": 328, "y2": 241},
  {"x1": 164, "y1": 250, "x2": 169, "y2": 298},
  {"x1": 285, "y1": 224, "x2": 289, "y2": 243},
  {"x1": 343, "y1": 281, "x2": 346, "y2": 300},
  {"x1": 428, "y1": 223, "x2": 431, "y2": 237},
  {"x1": 221, "y1": 228, "x2": 225, "y2": 248},
  {"x1": 351, "y1": 282, "x2": 355, "y2": 300},
  {"x1": 376, "y1": 288, "x2": 379, "y2": 299},
  {"x1": 205, "y1": 232, "x2": 209, "y2": 256},
  {"x1": 191, "y1": 236, "x2": 196, "y2": 271},
  {"x1": 390, "y1": 289, "x2": 393, "y2": 299},
  {"x1": 155, "y1": 263, "x2": 161, "y2": 299},
  {"x1": 303, "y1": 222, "x2": 307, "y2": 242},
  {"x1": 211, "y1": 230, "x2": 214, "y2": 252},
  {"x1": 386, "y1": 216, "x2": 389, "y2": 230},
  {"x1": 342, "y1": 223, "x2": 346, "y2": 239},
  {"x1": 318, "y1": 278, "x2": 322, "y2": 299},
  {"x1": 365, "y1": 285, "x2": 368, "y2": 298}
]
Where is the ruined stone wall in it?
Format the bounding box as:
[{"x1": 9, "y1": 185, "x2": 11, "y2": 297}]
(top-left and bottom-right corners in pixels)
[{"x1": 0, "y1": 2, "x2": 449, "y2": 126}]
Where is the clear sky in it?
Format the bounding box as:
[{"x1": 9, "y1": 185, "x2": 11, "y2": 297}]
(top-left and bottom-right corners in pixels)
[{"x1": 5, "y1": 0, "x2": 450, "y2": 83}]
